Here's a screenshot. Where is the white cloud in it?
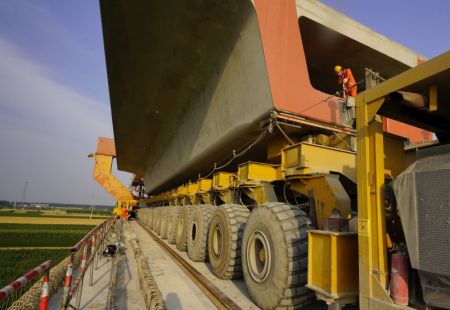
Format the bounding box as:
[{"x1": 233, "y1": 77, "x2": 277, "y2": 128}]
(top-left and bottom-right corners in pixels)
[{"x1": 0, "y1": 37, "x2": 130, "y2": 205}]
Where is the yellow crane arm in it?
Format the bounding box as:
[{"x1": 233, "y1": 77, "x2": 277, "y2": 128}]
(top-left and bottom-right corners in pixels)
[{"x1": 88, "y1": 137, "x2": 135, "y2": 202}]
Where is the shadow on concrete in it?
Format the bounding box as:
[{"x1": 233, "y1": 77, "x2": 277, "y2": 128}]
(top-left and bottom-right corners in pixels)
[{"x1": 165, "y1": 292, "x2": 182, "y2": 310}]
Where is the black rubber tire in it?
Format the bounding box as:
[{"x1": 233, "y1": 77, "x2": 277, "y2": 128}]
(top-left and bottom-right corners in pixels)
[
  {"x1": 187, "y1": 204, "x2": 216, "y2": 261},
  {"x1": 143, "y1": 209, "x2": 150, "y2": 226},
  {"x1": 208, "y1": 204, "x2": 249, "y2": 279},
  {"x1": 149, "y1": 208, "x2": 155, "y2": 229},
  {"x1": 151, "y1": 208, "x2": 159, "y2": 230},
  {"x1": 146, "y1": 209, "x2": 151, "y2": 226},
  {"x1": 175, "y1": 205, "x2": 191, "y2": 251},
  {"x1": 167, "y1": 207, "x2": 182, "y2": 244},
  {"x1": 160, "y1": 208, "x2": 169, "y2": 239},
  {"x1": 155, "y1": 208, "x2": 163, "y2": 235},
  {"x1": 242, "y1": 202, "x2": 313, "y2": 309},
  {"x1": 141, "y1": 209, "x2": 148, "y2": 226}
]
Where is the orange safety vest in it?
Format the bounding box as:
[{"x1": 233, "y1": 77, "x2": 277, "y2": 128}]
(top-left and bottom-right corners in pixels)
[{"x1": 338, "y1": 68, "x2": 357, "y2": 97}]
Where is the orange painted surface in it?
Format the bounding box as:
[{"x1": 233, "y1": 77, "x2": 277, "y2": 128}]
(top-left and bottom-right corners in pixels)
[
  {"x1": 253, "y1": 0, "x2": 341, "y2": 123},
  {"x1": 96, "y1": 137, "x2": 116, "y2": 156},
  {"x1": 384, "y1": 119, "x2": 432, "y2": 143},
  {"x1": 253, "y1": 0, "x2": 430, "y2": 142}
]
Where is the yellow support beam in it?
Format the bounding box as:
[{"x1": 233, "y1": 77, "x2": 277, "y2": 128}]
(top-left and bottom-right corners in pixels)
[
  {"x1": 282, "y1": 142, "x2": 356, "y2": 183},
  {"x1": 89, "y1": 137, "x2": 137, "y2": 217},
  {"x1": 354, "y1": 52, "x2": 450, "y2": 308}
]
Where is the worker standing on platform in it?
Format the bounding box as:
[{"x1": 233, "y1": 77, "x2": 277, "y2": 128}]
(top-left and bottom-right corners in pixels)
[
  {"x1": 334, "y1": 65, "x2": 357, "y2": 99},
  {"x1": 121, "y1": 204, "x2": 128, "y2": 220}
]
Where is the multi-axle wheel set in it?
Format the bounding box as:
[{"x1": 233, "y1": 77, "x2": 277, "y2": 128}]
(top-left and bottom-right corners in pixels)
[{"x1": 140, "y1": 203, "x2": 314, "y2": 309}]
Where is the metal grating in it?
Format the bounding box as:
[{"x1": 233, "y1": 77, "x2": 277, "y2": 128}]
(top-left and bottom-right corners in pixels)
[{"x1": 415, "y1": 169, "x2": 450, "y2": 276}]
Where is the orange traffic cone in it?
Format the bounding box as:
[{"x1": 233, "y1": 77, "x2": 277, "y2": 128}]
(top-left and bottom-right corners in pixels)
[{"x1": 38, "y1": 273, "x2": 49, "y2": 310}]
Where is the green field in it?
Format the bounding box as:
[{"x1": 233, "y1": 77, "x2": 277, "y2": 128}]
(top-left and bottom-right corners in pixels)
[
  {"x1": 0, "y1": 210, "x2": 107, "y2": 219},
  {"x1": 0, "y1": 223, "x2": 95, "y2": 247},
  {"x1": 0, "y1": 248, "x2": 69, "y2": 288},
  {"x1": 0, "y1": 212, "x2": 100, "y2": 307}
]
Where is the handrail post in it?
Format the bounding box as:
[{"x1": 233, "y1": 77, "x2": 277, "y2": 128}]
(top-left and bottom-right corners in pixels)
[
  {"x1": 89, "y1": 234, "x2": 96, "y2": 286},
  {"x1": 75, "y1": 239, "x2": 89, "y2": 309}
]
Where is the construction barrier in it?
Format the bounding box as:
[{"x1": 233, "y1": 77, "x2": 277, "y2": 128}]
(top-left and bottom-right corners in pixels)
[
  {"x1": 62, "y1": 218, "x2": 117, "y2": 309},
  {"x1": 89, "y1": 233, "x2": 96, "y2": 286},
  {"x1": 4, "y1": 217, "x2": 115, "y2": 310},
  {"x1": 38, "y1": 272, "x2": 49, "y2": 310},
  {"x1": 60, "y1": 258, "x2": 73, "y2": 307},
  {"x1": 0, "y1": 260, "x2": 52, "y2": 309}
]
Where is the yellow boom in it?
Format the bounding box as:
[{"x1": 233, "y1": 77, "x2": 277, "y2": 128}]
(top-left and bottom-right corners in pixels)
[{"x1": 89, "y1": 137, "x2": 137, "y2": 217}]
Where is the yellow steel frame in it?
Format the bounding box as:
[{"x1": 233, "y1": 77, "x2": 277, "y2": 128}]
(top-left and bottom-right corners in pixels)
[
  {"x1": 195, "y1": 179, "x2": 213, "y2": 204},
  {"x1": 212, "y1": 172, "x2": 238, "y2": 205},
  {"x1": 176, "y1": 184, "x2": 189, "y2": 205},
  {"x1": 288, "y1": 175, "x2": 351, "y2": 229},
  {"x1": 237, "y1": 162, "x2": 281, "y2": 205},
  {"x1": 307, "y1": 230, "x2": 358, "y2": 301},
  {"x1": 212, "y1": 172, "x2": 237, "y2": 190},
  {"x1": 356, "y1": 51, "x2": 450, "y2": 309},
  {"x1": 89, "y1": 153, "x2": 137, "y2": 215},
  {"x1": 237, "y1": 162, "x2": 282, "y2": 183},
  {"x1": 281, "y1": 142, "x2": 356, "y2": 229},
  {"x1": 283, "y1": 142, "x2": 356, "y2": 183}
]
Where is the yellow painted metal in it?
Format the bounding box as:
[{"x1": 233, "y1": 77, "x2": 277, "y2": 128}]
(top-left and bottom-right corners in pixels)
[
  {"x1": 88, "y1": 141, "x2": 137, "y2": 217},
  {"x1": 177, "y1": 185, "x2": 188, "y2": 196},
  {"x1": 176, "y1": 184, "x2": 189, "y2": 205},
  {"x1": 212, "y1": 173, "x2": 237, "y2": 205},
  {"x1": 288, "y1": 174, "x2": 351, "y2": 229},
  {"x1": 215, "y1": 190, "x2": 236, "y2": 205},
  {"x1": 282, "y1": 142, "x2": 356, "y2": 183},
  {"x1": 186, "y1": 182, "x2": 197, "y2": 203},
  {"x1": 307, "y1": 230, "x2": 358, "y2": 300},
  {"x1": 429, "y1": 84, "x2": 438, "y2": 112},
  {"x1": 195, "y1": 179, "x2": 213, "y2": 204},
  {"x1": 212, "y1": 172, "x2": 237, "y2": 190},
  {"x1": 90, "y1": 154, "x2": 135, "y2": 201},
  {"x1": 241, "y1": 184, "x2": 278, "y2": 205},
  {"x1": 353, "y1": 52, "x2": 450, "y2": 309},
  {"x1": 236, "y1": 162, "x2": 280, "y2": 205},
  {"x1": 356, "y1": 102, "x2": 391, "y2": 307},
  {"x1": 238, "y1": 162, "x2": 282, "y2": 185},
  {"x1": 197, "y1": 179, "x2": 212, "y2": 192},
  {"x1": 281, "y1": 142, "x2": 355, "y2": 229},
  {"x1": 361, "y1": 51, "x2": 450, "y2": 105},
  {"x1": 187, "y1": 182, "x2": 197, "y2": 194},
  {"x1": 383, "y1": 135, "x2": 406, "y2": 178}
]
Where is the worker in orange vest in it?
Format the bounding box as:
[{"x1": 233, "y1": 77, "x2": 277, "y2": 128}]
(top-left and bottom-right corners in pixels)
[
  {"x1": 121, "y1": 205, "x2": 127, "y2": 220},
  {"x1": 334, "y1": 65, "x2": 357, "y2": 98}
]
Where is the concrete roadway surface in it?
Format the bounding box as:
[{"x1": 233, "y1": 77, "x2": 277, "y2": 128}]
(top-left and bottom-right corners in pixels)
[{"x1": 48, "y1": 219, "x2": 342, "y2": 309}]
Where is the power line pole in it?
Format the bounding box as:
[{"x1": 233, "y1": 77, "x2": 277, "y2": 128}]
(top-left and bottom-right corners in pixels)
[{"x1": 22, "y1": 181, "x2": 29, "y2": 207}]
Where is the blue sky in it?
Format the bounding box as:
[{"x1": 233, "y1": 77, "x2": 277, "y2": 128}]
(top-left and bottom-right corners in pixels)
[
  {"x1": 321, "y1": 0, "x2": 449, "y2": 58},
  {"x1": 0, "y1": 1, "x2": 128, "y2": 205},
  {"x1": 0, "y1": 1, "x2": 448, "y2": 205}
]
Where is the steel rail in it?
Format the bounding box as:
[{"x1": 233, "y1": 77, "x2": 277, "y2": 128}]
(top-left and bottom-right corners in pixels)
[{"x1": 137, "y1": 221, "x2": 242, "y2": 310}]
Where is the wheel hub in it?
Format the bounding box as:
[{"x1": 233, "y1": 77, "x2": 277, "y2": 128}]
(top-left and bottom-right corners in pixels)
[
  {"x1": 191, "y1": 222, "x2": 197, "y2": 242},
  {"x1": 247, "y1": 230, "x2": 271, "y2": 282},
  {"x1": 212, "y1": 224, "x2": 223, "y2": 258},
  {"x1": 177, "y1": 218, "x2": 184, "y2": 236}
]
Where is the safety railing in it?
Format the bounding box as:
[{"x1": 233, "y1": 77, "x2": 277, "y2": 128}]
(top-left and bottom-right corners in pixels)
[
  {"x1": 0, "y1": 260, "x2": 51, "y2": 310},
  {"x1": 61, "y1": 217, "x2": 116, "y2": 310},
  {"x1": 1, "y1": 217, "x2": 115, "y2": 310}
]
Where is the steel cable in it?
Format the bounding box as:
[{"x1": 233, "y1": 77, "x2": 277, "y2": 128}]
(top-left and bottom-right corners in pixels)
[{"x1": 198, "y1": 126, "x2": 270, "y2": 180}]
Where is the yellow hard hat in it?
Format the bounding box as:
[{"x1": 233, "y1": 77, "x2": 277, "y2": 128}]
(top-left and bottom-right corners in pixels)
[{"x1": 334, "y1": 65, "x2": 342, "y2": 74}]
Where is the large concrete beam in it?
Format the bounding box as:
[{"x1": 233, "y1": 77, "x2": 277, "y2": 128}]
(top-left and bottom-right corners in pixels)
[{"x1": 100, "y1": 0, "x2": 430, "y2": 194}]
